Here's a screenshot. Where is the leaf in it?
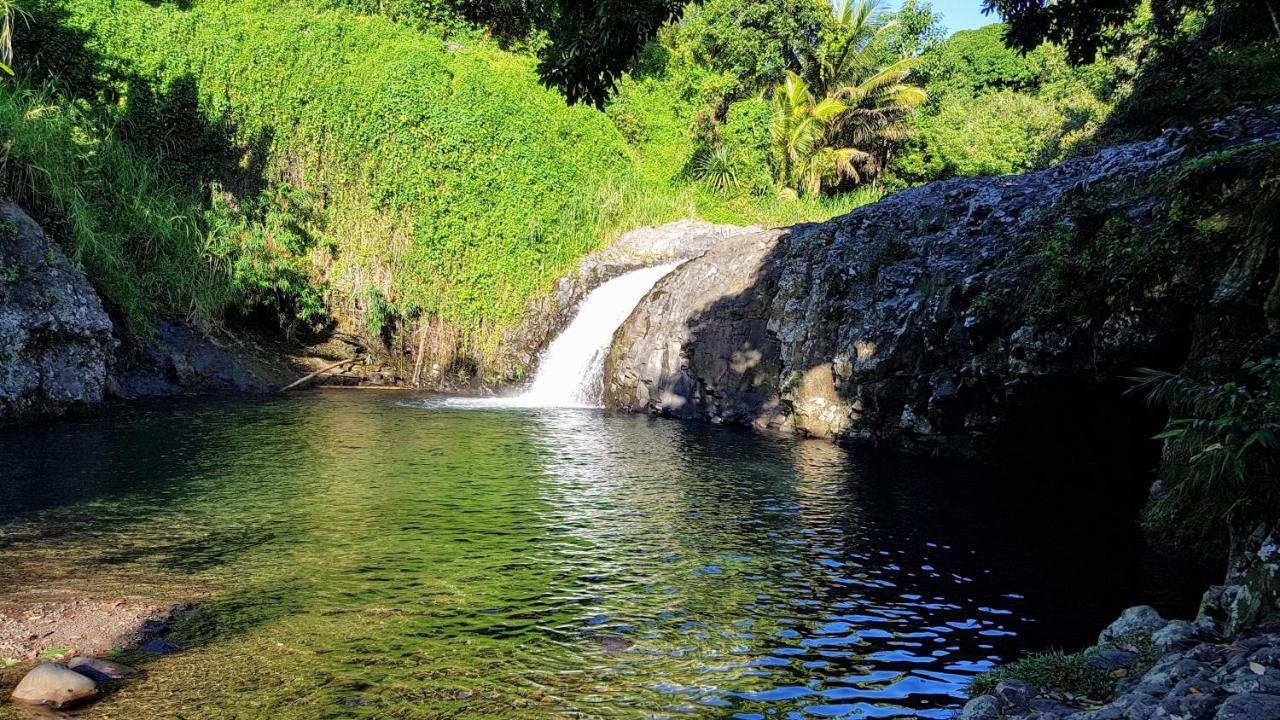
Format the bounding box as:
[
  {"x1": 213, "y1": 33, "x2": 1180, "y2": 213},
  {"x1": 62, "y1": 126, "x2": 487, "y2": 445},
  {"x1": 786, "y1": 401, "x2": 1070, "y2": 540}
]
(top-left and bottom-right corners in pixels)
[
  {"x1": 1250, "y1": 661, "x2": 1266, "y2": 675},
  {"x1": 39, "y1": 647, "x2": 71, "y2": 661}
]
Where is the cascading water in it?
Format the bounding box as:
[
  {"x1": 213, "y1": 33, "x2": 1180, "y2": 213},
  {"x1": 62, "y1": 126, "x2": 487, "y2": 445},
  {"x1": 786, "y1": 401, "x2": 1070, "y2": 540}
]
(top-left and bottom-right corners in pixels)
[
  {"x1": 435, "y1": 261, "x2": 680, "y2": 409},
  {"x1": 519, "y1": 261, "x2": 680, "y2": 407}
]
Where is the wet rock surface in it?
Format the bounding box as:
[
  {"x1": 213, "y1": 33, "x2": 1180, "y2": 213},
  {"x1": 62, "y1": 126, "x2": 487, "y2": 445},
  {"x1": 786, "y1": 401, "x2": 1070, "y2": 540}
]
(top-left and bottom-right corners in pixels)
[
  {"x1": 0, "y1": 203, "x2": 114, "y2": 424},
  {"x1": 604, "y1": 110, "x2": 1280, "y2": 457}
]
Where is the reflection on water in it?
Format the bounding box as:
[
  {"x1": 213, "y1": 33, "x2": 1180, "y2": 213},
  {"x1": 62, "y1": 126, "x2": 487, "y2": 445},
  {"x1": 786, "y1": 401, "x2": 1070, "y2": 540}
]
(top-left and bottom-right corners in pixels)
[{"x1": 0, "y1": 391, "x2": 1205, "y2": 719}]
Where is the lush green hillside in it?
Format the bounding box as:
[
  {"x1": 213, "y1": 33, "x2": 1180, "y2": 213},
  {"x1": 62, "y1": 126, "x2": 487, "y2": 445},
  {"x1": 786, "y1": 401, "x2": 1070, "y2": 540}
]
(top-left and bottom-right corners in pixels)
[
  {"x1": 41, "y1": 0, "x2": 638, "y2": 345},
  {"x1": 11, "y1": 0, "x2": 875, "y2": 374}
]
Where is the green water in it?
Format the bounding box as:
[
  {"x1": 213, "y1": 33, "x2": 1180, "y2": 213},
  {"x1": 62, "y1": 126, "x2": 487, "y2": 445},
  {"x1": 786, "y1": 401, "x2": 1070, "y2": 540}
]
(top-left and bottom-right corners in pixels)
[{"x1": 0, "y1": 391, "x2": 1204, "y2": 719}]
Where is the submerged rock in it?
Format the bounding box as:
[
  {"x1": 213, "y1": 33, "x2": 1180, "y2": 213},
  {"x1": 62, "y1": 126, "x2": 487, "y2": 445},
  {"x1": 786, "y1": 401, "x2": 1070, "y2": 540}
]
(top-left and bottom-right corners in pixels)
[
  {"x1": 67, "y1": 656, "x2": 137, "y2": 681},
  {"x1": 0, "y1": 203, "x2": 114, "y2": 424},
  {"x1": 10, "y1": 663, "x2": 98, "y2": 708}
]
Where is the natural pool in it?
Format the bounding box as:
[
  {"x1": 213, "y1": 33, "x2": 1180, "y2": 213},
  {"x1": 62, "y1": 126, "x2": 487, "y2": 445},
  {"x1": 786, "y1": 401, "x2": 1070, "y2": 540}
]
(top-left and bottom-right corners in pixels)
[{"x1": 0, "y1": 390, "x2": 1207, "y2": 719}]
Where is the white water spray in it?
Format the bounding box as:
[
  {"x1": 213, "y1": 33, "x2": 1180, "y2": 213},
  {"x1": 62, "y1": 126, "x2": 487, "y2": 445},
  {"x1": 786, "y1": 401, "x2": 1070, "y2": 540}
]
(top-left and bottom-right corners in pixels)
[
  {"x1": 520, "y1": 262, "x2": 680, "y2": 407},
  {"x1": 434, "y1": 262, "x2": 680, "y2": 409}
]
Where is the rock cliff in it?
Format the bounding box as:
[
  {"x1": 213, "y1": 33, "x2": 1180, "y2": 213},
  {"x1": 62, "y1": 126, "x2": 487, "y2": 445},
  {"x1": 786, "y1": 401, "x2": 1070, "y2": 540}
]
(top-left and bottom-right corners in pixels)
[{"x1": 605, "y1": 110, "x2": 1280, "y2": 458}]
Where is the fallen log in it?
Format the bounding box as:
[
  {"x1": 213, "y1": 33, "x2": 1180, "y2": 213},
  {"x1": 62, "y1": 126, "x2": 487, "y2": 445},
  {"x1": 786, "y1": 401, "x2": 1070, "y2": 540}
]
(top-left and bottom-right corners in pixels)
[{"x1": 278, "y1": 358, "x2": 361, "y2": 393}]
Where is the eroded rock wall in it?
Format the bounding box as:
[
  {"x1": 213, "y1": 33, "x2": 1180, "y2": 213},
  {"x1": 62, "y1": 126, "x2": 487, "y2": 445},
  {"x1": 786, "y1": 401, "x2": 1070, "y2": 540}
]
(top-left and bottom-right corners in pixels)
[{"x1": 605, "y1": 111, "x2": 1280, "y2": 458}]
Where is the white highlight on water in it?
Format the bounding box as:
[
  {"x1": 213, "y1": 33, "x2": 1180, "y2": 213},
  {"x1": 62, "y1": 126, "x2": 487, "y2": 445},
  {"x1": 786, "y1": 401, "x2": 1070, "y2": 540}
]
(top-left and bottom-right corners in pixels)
[{"x1": 439, "y1": 261, "x2": 680, "y2": 409}]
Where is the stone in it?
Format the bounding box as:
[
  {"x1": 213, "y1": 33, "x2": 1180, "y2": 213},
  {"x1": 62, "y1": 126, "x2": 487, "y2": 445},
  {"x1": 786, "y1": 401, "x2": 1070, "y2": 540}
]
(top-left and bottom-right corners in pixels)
[
  {"x1": 1219, "y1": 663, "x2": 1280, "y2": 694},
  {"x1": 995, "y1": 679, "x2": 1032, "y2": 709},
  {"x1": 1100, "y1": 606, "x2": 1168, "y2": 645},
  {"x1": 0, "y1": 203, "x2": 114, "y2": 424},
  {"x1": 1198, "y1": 525, "x2": 1280, "y2": 637},
  {"x1": 1153, "y1": 620, "x2": 1212, "y2": 652},
  {"x1": 602, "y1": 109, "x2": 1280, "y2": 459},
  {"x1": 9, "y1": 663, "x2": 98, "y2": 708},
  {"x1": 958, "y1": 694, "x2": 1001, "y2": 720},
  {"x1": 66, "y1": 656, "x2": 136, "y2": 681},
  {"x1": 1170, "y1": 692, "x2": 1223, "y2": 720},
  {"x1": 1086, "y1": 649, "x2": 1140, "y2": 670},
  {"x1": 1213, "y1": 692, "x2": 1280, "y2": 720}
]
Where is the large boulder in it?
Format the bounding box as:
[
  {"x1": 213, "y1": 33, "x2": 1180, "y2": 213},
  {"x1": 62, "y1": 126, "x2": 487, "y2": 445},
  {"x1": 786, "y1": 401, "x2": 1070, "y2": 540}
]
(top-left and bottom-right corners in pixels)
[
  {"x1": 604, "y1": 110, "x2": 1280, "y2": 458},
  {"x1": 0, "y1": 203, "x2": 114, "y2": 423},
  {"x1": 10, "y1": 663, "x2": 98, "y2": 708}
]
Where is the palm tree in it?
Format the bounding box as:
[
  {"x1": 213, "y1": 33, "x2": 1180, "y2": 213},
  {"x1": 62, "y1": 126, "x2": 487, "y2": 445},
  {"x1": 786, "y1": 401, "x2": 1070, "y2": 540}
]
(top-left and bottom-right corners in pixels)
[
  {"x1": 764, "y1": 0, "x2": 926, "y2": 194},
  {"x1": 768, "y1": 71, "x2": 867, "y2": 196},
  {"x1": 813, "y1": 0, "x2": 894, "y2": 97}
]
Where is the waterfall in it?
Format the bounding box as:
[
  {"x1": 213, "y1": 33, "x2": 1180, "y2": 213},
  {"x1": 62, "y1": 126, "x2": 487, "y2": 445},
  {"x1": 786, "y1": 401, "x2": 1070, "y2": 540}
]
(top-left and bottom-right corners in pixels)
[
  {"x1": 430, "y1": 261, "x2": 680, "y2": 409},
  {"x1": 519, "y1": 261, "x2": 680, "y2": 407}
]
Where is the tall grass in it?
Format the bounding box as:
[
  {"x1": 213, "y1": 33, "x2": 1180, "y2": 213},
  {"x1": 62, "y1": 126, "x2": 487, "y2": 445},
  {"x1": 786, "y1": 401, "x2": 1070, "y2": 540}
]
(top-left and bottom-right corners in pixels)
[{"x1": 0, "y1": 81, "x2": 233, "y2": 333}]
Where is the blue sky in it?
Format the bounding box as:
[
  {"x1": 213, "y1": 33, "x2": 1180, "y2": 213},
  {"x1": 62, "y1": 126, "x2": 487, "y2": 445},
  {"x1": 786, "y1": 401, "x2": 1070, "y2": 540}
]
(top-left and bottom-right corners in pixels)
[{"x1": 896, "y1": 0, "x2": 998, "y2": 34}]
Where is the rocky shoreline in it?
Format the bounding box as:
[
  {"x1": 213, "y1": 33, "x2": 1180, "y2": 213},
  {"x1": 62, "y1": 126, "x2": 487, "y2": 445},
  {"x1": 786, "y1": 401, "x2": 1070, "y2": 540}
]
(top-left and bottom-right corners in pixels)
[
  {"x1": 961, "y1": 527, "x2": 1280, "y2": 720},
  {"x1": 1, "y1": 596, "x2": 187, "y2": 710}
]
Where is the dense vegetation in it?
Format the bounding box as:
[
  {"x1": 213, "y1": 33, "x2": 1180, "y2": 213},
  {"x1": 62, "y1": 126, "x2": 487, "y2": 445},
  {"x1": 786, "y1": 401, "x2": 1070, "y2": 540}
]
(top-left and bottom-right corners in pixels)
[{"x1": 3, "y1": 0, "x2": 1278, "y2": 389}]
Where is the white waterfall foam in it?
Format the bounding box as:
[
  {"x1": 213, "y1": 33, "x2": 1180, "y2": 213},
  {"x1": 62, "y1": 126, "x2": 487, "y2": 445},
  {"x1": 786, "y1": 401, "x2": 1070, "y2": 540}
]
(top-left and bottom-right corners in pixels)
[
  {"x1": 432, "y1": 261, "x2": 680, "y2": 409},
  {"x1": 520, "y1": 261, "x2": 680, "y2": 407}
]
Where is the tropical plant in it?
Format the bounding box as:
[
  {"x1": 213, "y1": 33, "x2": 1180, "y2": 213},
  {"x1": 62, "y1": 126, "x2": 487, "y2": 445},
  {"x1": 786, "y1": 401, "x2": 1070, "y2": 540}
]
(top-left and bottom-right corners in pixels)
[
  {"x1": 765, "y1": 0, "x2": 926, "y2": 194},
  {"x1": 1, "y1": 1, "x2": 18, "y2": 76},
  {"x1": 690, "y1": 144, "x2": 736, "y2": 192},
  {"x1": 1130, "y1": 358, "x2": 1280, "y2": 547},
  {"x1": 768, "y1": 71, "x2": 863, "y2": 195}
]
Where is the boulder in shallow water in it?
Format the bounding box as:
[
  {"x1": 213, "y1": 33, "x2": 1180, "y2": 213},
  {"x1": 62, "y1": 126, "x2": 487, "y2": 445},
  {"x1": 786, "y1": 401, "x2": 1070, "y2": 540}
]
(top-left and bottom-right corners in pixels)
[
  {"x1": 67, "y1": 656, "x2": 137, "y2": 681},
  {"x1": 10, "y1": 663, "x2": 98, "y2": 708}
]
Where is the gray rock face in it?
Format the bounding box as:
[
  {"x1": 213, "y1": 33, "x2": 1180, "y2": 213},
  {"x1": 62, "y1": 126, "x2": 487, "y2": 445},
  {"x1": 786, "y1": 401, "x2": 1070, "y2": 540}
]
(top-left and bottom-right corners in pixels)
[
  {"x1": 1198, "y1": 525, "x2": 1280, "y2": 637},
  {"x1": 0, "y1": 203, "x2": 114, "y2": 424},
  {"x1": 109, "y1": 320, "x2": 273, "y2": 398},
  {"x1": 10, "y1": 663, "x2": 98, "y2": 708},
  {"x1": 604, "y1": 111, "x2": 1280, "y2": 457}
]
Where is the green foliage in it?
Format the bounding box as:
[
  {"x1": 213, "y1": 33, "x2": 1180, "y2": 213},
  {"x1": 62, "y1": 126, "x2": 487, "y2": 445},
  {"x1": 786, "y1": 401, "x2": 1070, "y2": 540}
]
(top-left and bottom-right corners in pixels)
[
  {"x1": 970, "y1": 634, "x2": 1159, "y2": 699},
  {"x1": 46, "y1": 0, "x2": 636, "y2": 346},
  {"x1": 892, "y1": 90, "x2": 1062, "y2": 181},
  {"x1": 891, "y1": 22, "x2": 1119, "y2": 185},
  {"x1": 1132, "y1": 359, "x2": 1280, "y2": 549},
  {"x1": 690, "y1": 145, "x2": 736, "y2": 192},
  {"x1": 720, "y1": 97, "x2": 775, "y2": 196},
  {"x1": 879, "y1": 0, "x2": 945, "y2": 59},
  {"x1": 733, "y1": 1, "x2": 928, "y2": 195},
  {"x1": 914, "y1": 25, "x2": 1048, "y2": 97},
  {"x1": 670, "y1": 0, "x2": 833, "y2": 97}
]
